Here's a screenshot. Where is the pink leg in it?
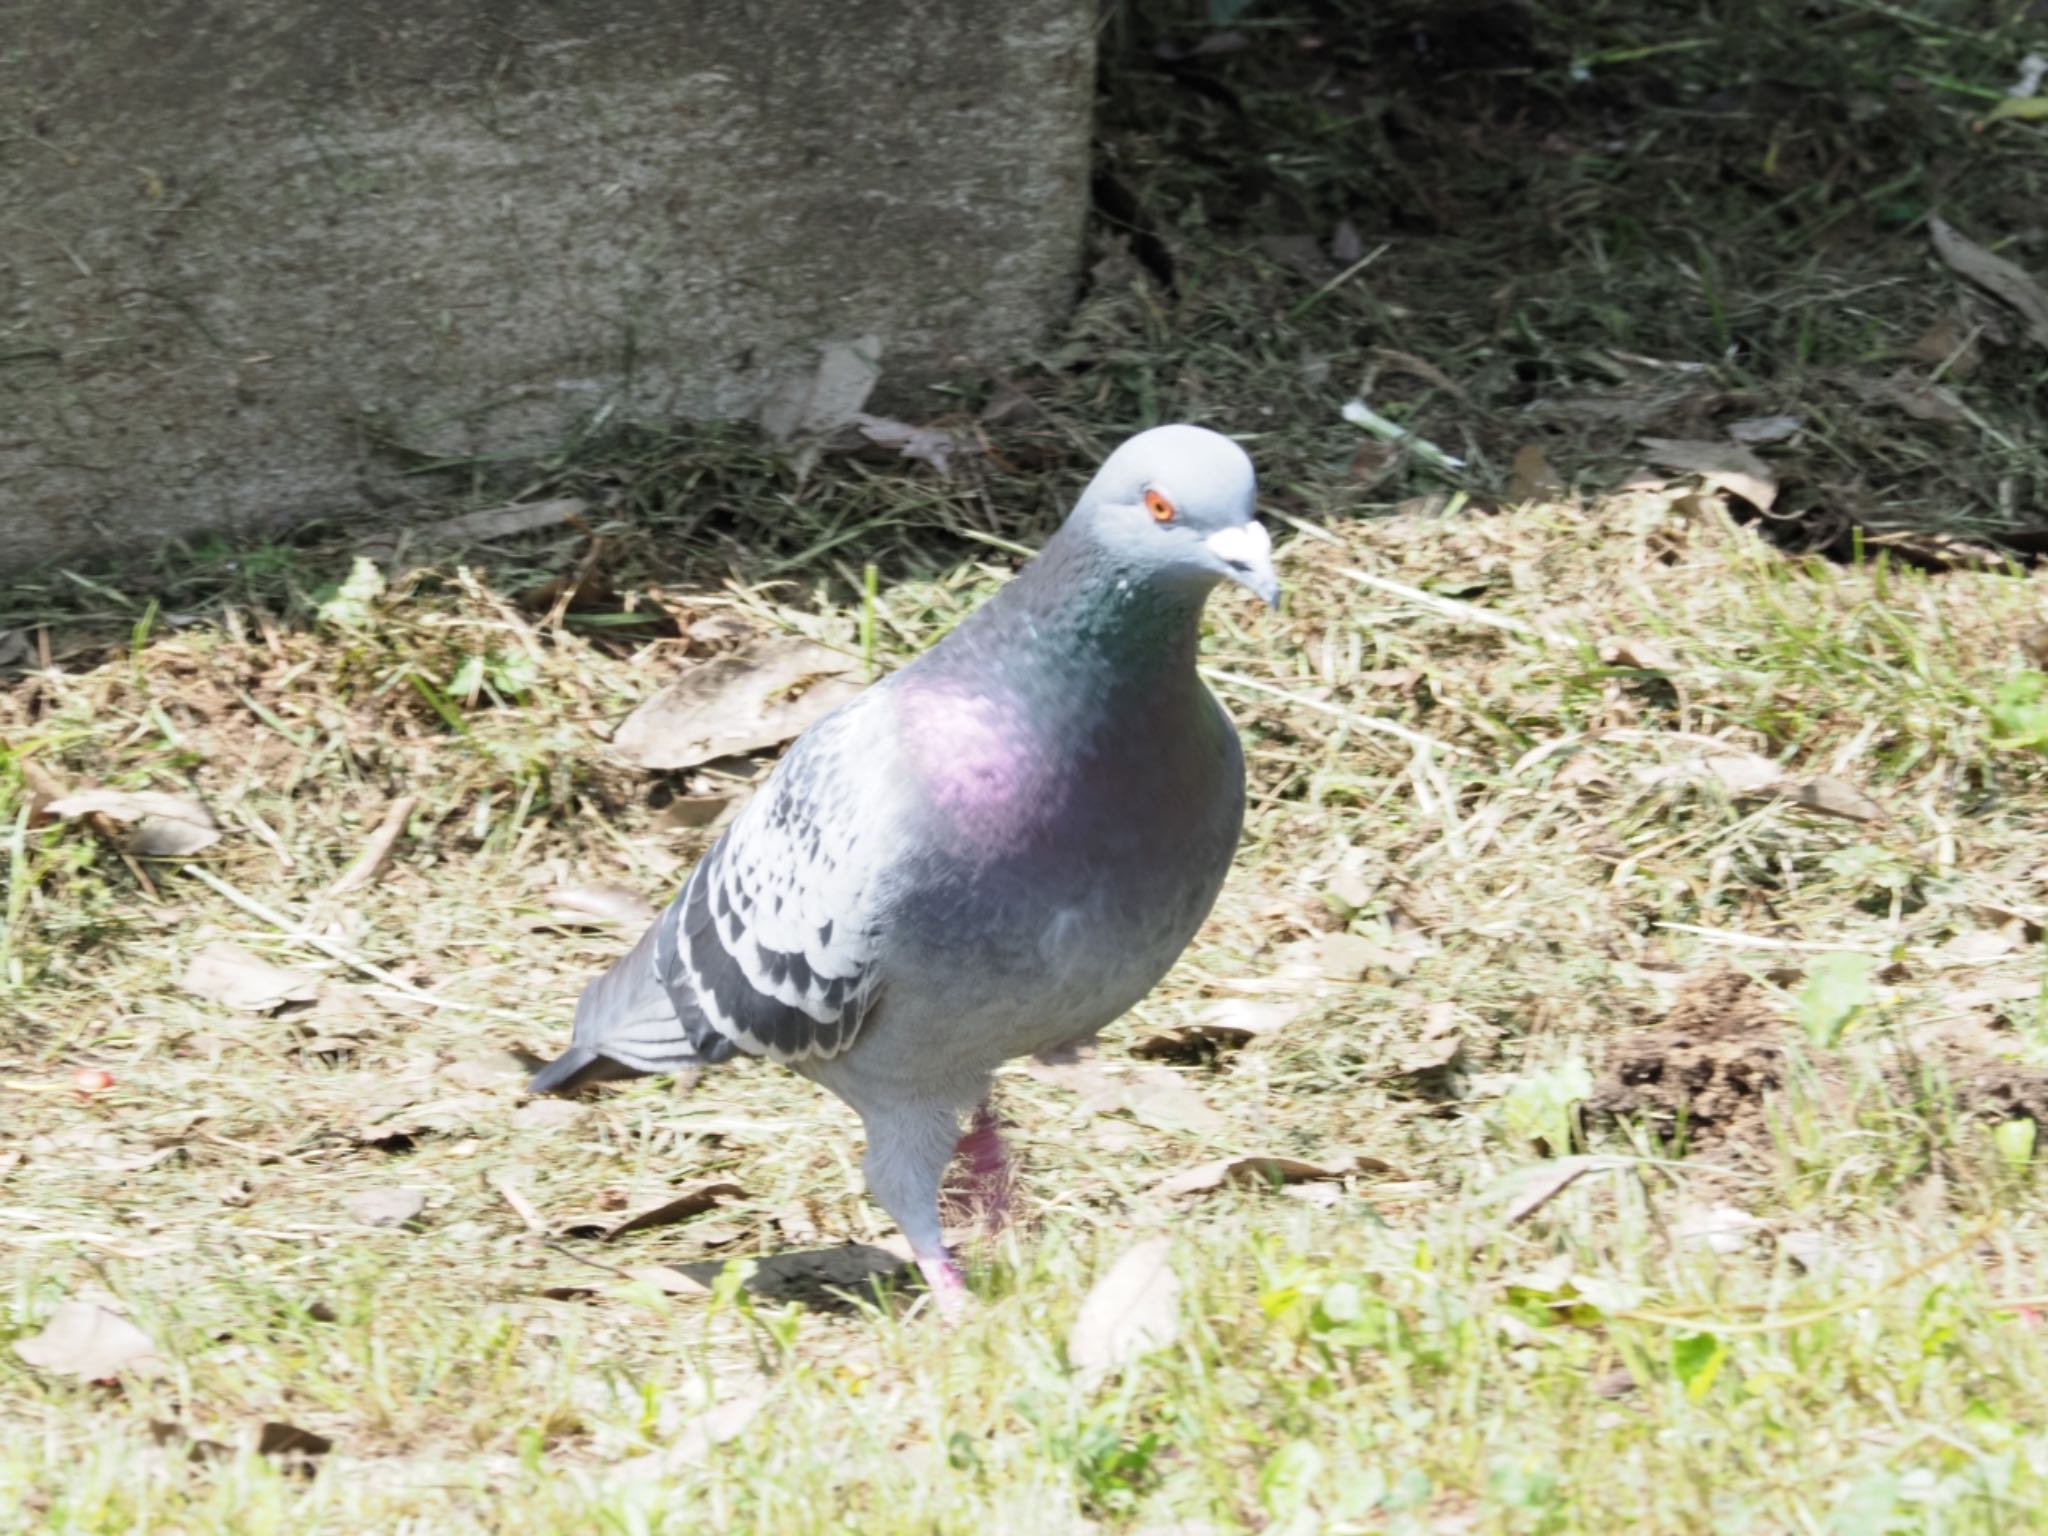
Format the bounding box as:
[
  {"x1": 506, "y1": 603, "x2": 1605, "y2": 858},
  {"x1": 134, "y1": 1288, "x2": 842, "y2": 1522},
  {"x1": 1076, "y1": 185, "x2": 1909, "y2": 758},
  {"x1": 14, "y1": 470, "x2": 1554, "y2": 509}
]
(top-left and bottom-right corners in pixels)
[
  {"x1": 916, "y1": 1251, "x2": 969, "y2": 1320},
  {"x1": 945, "y1": 1099, "x2": 1016, "y2": 1235}
]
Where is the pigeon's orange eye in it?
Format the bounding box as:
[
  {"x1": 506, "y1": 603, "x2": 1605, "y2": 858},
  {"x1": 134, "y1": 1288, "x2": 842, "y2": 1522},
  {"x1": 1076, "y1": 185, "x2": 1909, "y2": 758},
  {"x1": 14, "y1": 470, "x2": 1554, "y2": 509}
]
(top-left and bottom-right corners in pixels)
[{"x1": 1145, "y1": 489, "x2": 1176, "y2": 523}]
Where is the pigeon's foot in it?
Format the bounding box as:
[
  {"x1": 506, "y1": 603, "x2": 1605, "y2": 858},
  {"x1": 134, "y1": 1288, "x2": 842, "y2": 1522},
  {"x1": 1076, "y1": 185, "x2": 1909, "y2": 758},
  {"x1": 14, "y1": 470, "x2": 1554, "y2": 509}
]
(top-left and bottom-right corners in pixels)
[
  {"x1": 943, "y1": 1100, "x2": 1016, "y2": 1235},
  {"x1": 916, "y1": 1251, "x2": 969, "y2": 1320}
]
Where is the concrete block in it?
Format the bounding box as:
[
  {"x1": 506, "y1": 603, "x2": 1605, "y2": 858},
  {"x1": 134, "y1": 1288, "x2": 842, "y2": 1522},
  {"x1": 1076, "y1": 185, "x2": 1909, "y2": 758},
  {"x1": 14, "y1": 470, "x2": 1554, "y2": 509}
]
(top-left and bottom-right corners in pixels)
[{"x1": 0, "y1": 0, "x2": 1093, "y2": 567}]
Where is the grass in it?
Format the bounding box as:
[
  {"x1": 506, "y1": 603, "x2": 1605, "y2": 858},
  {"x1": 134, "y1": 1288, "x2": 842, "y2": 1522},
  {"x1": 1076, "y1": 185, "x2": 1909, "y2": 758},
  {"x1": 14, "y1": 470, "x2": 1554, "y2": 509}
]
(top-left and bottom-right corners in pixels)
[{"x1": 9, "y1": 1, "x2": 2048, "y2": 1531}]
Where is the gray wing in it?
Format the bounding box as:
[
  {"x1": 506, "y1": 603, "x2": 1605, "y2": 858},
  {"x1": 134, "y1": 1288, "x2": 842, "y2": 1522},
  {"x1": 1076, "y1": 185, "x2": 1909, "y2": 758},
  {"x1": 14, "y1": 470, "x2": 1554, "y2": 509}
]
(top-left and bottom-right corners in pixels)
[
  {"x1": 533, "y1": 704, "x2": 892, "y2": 1088},
  {"x1": 671, "y1": 705, "x2": 890, "y2": 1061}
]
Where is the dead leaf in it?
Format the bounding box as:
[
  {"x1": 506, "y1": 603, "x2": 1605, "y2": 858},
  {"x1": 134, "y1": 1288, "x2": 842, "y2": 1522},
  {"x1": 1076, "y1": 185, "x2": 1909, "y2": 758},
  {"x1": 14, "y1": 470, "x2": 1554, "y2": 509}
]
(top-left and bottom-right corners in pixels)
[
  {"x1": 1323, "y1": 857, "x2": 1381, "y2": 914},
  {"x1": 1506, "y1": 443, "x2": 1563, "y2": 501},
  {"x1": 756, "y1": 335, "x2": 884, "y2": 443},
  {"x1": 1390, "y1": 1000, "x2": 1464, "y2": 1076},
  {"x1": 1930, "y1": 215, "x2": 2048, "y2": 349},
  {"x1": 565, "y1": 1181, "x2": 748, "y2": 1241},
  {"x1": 150, "y1": 1420, "x2": 231, "y2": 1464},
  {"x1": 511, "y1": 1097, "x2": 586, "y2": 1132},
  {"x1": 353, "y1": 1092, "x2": 497, "y2": 1146},
  {"x1": 1790, "y1": 776, "x2": 1885, "y2": 824},
  {"x1": 1836, "y1": 368, "x2": 1967, "y2": 424},
  {"x1": 1598, "y1": 635, "x2": 1678, "y2": 672},
  {"x1": 772, "y1": 1200, "x2": 821, "y2": 1245},
  {"x1": 1023, "y1": 1058, "x2": 1226, "y2": 1135},
  {"x1": 45, "y1": 788, "x2": 221, "y2": 857},
  {"x1": 1499, "y1": 1157, "x2": 1598, "y2": 1226},
  {"x1": 656, "y1": 793, "x2": 736, "y2": 831},
  {"x1": 1121, "y1": 1068, "x2": 1227, "y2": 1135},
  {"x1": 1348, "y1": 438, "x2": 1404, "y2": 488},
  {"x1": 623, "y1": 1265, "x2": 714, "y2": 1296},
  {"x1": 610, "y1": 638, "x2": 863, "y2": 771},
  {"x1": 1727, "y1": 414, "x2": 1803, "y2": 445},
  {"x1": 419, "y1": 497, "x2": 585, "y2": 545},
  {"x1": 1069, "y1": 1236, "x2": 1181, "y2": 1385},
  {"x1": 15, "y1": 1300, "x2": 162, "y2": 1380},
  {"x1": 1316, "y1": 930, "x2": 1416, "y2": 980},
  {"x1": 650, "y1": 1385, "x2": 768, "y2": 1473},
  {"x1": 346, "y1": 1188, "x2": 426, "y2": 1228},
  {"x1": 1905, "y1": 319, "x2": 1980, "y2": 376},
  {"x1": 1637, "y1": 755, "x2": 1881, "y2": 821},
  {"x1": 1674, "y1": 1202, "x2": 1764, "y2": 1255},
  {"x1": 256, "y1": 1421, "x2": 335, "y2": 1459},
  {"x1": 179, "y1": 941, "x2": 320, "y2": 1012},
  {"x1": 326, "y1": 795, "x2": 418, "y2": 896},
  {"x1": 543, "y1": 884, "x2": 656, "y2": 928},
  {"x1": 1150, "y1": 1153, "x2": 1369, "y2": 1199},
  {"x1": 850, "y1": 413, "x2": 962, "y2": 475},
  {"x1": 438, "y1": 1050, "x2": 531, "y2": 1091},
  {"x1": 1940, "y1": 929, "x2": 2020, "y2": 965},
  {"x1": 1637, "y1": 752, "x2": 1783, "y2": 797},
  {"x1": 1639, "y1": 438, "x2": 1778, "y2": 511},
  {"x1": 1132, "y1": 997, "x2": 1305, "y2": 1059}
]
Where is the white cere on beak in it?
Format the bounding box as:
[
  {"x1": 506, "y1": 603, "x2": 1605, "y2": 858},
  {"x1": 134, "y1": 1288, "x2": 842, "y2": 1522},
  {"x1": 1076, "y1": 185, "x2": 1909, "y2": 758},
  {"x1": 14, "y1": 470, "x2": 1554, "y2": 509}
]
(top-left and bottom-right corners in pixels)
[{"x1": 1202, "y1": 520, "x2": 1280, "y2": 607}]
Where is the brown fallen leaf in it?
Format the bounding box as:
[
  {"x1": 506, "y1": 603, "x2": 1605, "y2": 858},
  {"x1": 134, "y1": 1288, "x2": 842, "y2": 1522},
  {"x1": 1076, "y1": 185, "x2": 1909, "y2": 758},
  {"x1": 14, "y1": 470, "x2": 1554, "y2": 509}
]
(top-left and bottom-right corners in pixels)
[
  {"x1": 1839, "y1": 368, "x2": 1967, "y2": 424},
  {"x1": 850, "y1": 413, "x2": 962, "y2": 475},
  {"x1": 256, "y1": 1421, "x2": 335, "y2": 1459},
  {"x1": 1789, "y1": 775, "x2": 1885, "y2": 824},
  {"x1": 326, "y1": 795, "x2": 419, "y2": 896},
  {"x1": 1940, "y1": 929, "x2": 2021, "y2": 964},
  {"x1": 1150, "y1": 1153, "x2": 1368, "y2": 1199},
  {"x1": 353, "y1": 1093, "x2": 497, "y2": 1146},
  {"x1": 541, "y1": 883, "x2": 657, "y2": 928},
  {"x1": 1389, "y1": 999, "x2": 1464, "y2": 1076},
  {"x1": 420, "y1": 496, "x2": 587, "y2": 545},
  {"x1": 1637, "y1": 751, "x2": 1784, "y2": 797},
  {"x1": 564, "y1": 1180, "x2": 749, "y2": 1241},
  {"x1": 1639, "y1": 437, "x2": 1778, "y2": 512},
  {"x1": 1726, "y1": 414, "x2": 1802, "y2": 445},
  {"x1": 15, "y1": 1300, "x2": 162, "y2": 1380},
  {"x1": 1314, "y1": 931, "x2": 1380, "y2": 981},
  {"x1": 610, "y1": 638, "x2": 864, "y2": 771},
  {"x1": 1930, "y1": 215, "x2": 2048, "y2": 350},
  {"x1": 1069, "y1": 1236, "x2": 1181, "y2": 1386},
  {"x1": 346, "y1": 1188, "x2": 426, "y2": 1228},
  {"x1": 511, "y1": 1097, "x2": 586, "y2": 1132},
  {"x1": 656, "y1": 793, "x2": 737, "y2": 831},
  {"x1": 1323, "y1": 858, "x2": 1381, "y2": 915},
  {"x1": 1638, "y1": 754, "x2": 1882, "y2": 822},
  {"x1": 1023, "y1": 1056, "x2": 1226, "y2": 1135},
  {"x1": 45, "y1": 788, "x2": 222, "y2": 857},
  {"x1": 1598, "y1": 635, "x2": 1678, "y2": 672},
  {"x1": 179, "y1": 941, "x2": 320, "y2": 1012},
  {"x1": 1507, "y1": 443, "x2": 1564, "y2": 501},
  {"x1": 1905, "y1": 318, "x2": 1981, "y2": 377},
  {"x1": 437, "y1": 1050, "x2": 531, "y2": 1091},
  {"x1": 624, "y1": 1265, "x2": 714, "y2": 1296},
  {"x1": 149, "y1": 1420, "x2": 231, "y2": 1464},
  {"x1": 772, "y1": 1200, "x2": 822, "y2": 1245},
  {"x1": 1132, "y1": 998, "x2": 1304, "y2": 1060},
  {"x1": 1315, "y1": 929, "x2": 1419, "y2": 980},
  {"x1": 646, "y1": 1385, "x2": 769, "y2": 1474}
]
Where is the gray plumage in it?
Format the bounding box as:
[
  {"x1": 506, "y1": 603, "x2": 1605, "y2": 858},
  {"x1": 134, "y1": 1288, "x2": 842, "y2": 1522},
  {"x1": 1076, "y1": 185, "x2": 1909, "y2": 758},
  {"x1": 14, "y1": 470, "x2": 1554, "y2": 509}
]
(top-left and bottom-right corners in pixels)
[{"x1": 530, "y1": 423, "x2": 1277, "y2": 1311}]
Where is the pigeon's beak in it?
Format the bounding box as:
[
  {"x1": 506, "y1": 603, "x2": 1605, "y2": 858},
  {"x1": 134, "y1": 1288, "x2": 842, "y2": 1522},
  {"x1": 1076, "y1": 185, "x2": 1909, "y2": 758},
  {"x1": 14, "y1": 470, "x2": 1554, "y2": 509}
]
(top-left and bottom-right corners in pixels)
[{"x1": 1204, "y1": 520, "x2": 1280, "y2": 609}]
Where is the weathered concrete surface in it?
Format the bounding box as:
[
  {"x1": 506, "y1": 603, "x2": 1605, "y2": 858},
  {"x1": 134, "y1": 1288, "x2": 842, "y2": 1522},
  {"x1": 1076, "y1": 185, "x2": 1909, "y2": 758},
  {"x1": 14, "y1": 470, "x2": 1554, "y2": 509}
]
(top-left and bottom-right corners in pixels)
[{"x1": 0, "y1": 1, "x2": 1093, "y2": 569}]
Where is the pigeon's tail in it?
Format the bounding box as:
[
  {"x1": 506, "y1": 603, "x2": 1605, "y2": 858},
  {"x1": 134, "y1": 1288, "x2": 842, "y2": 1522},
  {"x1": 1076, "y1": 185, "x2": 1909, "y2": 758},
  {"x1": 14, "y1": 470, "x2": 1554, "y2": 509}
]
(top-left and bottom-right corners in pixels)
[
  {"x1": 527, "y1": 901, "x2": 737, "y2": 1095},
  {"x1": 527, "y1": 1046, "x2": 645, "y2": 1094}
]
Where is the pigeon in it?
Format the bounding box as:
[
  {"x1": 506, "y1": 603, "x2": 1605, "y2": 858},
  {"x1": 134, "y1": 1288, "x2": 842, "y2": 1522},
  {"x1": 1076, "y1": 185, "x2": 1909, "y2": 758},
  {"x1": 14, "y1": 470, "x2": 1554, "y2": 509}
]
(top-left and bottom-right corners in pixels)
[{"x1": 530, "y1": 423, "x2": 1278, "y2": 1313}]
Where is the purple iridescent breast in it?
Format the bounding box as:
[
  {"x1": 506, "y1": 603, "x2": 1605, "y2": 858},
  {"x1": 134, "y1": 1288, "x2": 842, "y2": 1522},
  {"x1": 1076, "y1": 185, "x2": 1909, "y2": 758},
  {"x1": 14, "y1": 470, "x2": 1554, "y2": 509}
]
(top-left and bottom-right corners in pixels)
[{"x1": 894, "y1": 679, "x2": 1064, "y2": 858}]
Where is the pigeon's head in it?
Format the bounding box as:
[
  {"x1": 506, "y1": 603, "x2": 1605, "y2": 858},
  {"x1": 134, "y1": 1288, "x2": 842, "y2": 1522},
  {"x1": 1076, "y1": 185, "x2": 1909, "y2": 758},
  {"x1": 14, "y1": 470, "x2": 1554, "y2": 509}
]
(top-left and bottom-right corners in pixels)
[{"x1": 1074, "y1": 424, "x2": 1279, "y2": 608}]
